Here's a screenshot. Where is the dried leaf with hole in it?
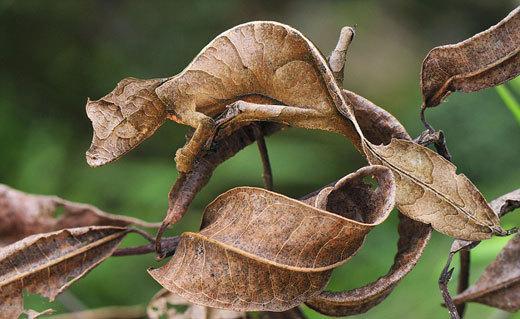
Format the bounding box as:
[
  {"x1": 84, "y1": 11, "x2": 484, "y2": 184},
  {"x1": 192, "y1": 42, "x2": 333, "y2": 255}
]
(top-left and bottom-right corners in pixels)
[
  {"x1": 490, "y1": 188, "x2": 520, "y2": 217},
  {"x1": 0, "y1": 184, "x2": 159, "y2": 245},
  {"x1": 453, "y1": 233, "x2": 520, "y2": 312},
  {"x1": 421, "y1": 7, "x2": 520, "y2": 107},
  {"x1": 86, "y1": 77, "x2": 167, "y2": 167},
  {"x1": 148, "y1": 289, "x2": 245, "y2": 319},
  {"x1": 364, "y1": 138, "x2": 501, "y2": 240},
  {"x1": 301, "y1": 91, "x2": 432, "y2": 316},
  {"x1": 0, "y1": 226, "x2": 128, "y2": 319},
  {"x1": 149, "y1": 165, "x2": 395, "y2": 312}
]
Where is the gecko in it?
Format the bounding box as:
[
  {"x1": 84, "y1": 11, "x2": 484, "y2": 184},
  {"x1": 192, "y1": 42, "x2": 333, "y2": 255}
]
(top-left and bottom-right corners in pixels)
[{"x1": 85, "y1": 22, "x2": 357, "y2": 173}]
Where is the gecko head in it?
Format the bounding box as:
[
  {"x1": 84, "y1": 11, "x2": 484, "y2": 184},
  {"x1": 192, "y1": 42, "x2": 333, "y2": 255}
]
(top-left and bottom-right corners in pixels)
[{"x1": 85, "y1": 77, "x2": 168, "y2": 167}]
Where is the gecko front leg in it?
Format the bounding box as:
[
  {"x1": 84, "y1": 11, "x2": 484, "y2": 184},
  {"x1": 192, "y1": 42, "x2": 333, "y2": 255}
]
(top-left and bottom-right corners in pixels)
[{"x1": 172, "y1": 110, "x2": 216, "y2": 173}]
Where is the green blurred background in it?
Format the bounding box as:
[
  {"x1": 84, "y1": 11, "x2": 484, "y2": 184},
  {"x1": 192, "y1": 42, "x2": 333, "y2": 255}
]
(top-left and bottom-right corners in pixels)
[{"x1": 1, "y1": 0, "x2": 519, "y2": 318}]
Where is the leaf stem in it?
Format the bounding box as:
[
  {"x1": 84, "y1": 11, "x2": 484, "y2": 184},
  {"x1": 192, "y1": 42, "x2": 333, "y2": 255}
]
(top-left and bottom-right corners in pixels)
[{"x1": 456, "y1": 250, "x2": 470, "y2": 316}]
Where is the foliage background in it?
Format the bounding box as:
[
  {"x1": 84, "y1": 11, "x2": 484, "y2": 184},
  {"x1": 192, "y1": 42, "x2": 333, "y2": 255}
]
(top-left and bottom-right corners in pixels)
[{"x1": 1, "y1": 0, "x2": 519, "y2": 318}]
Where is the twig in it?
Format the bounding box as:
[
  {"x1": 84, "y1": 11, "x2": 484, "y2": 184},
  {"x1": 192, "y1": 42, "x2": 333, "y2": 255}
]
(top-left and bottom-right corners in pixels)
[
  {"x1": 113, "y1": 236, "x2": 179, "y2": 257},
  {"x1": 252, "y1": 123, "x2": 274, "y2": 190},
  {"x1": 439, "y1": 252, "x2": 460, "y2": 319},
  {"x1": 418, "y1": 125, "x2": 459, "y2": 317},
  {"x1": 420, "y1": 105, "x2": 435, "y2": 133},
  {"x1": 456, "y1": 250, "x2": 470, "y2": 317},
  {"x1": 433, "y1": 130, "x2": 452, "y2": 161},
  {"x1": 413, "y1": 129, "x2": 452, "y2": 161}
]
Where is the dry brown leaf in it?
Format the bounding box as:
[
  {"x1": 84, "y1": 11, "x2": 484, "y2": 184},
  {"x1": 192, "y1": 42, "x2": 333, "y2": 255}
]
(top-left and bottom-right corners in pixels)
[
  {"x1": 0, "y1": 226, "x2": 128, "y2": 319},
  {"x1": 300, "y1": 91, "x2": 432, "y2": 316},
  {"x1": 306, "y1": 214, "x2": 431, "y2": 316},
  {"x1": 343, "y1": 90, "x2": 409, "y2": 145},
  {"x1": 451, "y1": 188, "x2": 520, "y2": 253},
  {"x1": 86, "y1": 77, "x2": 167, "y2": 167},
  {"x1": 421, "y1": 7, "x2": 520, "y2": 107},
  {"x1": 0, "y1": 184, "x2": 159, "y2": 245},
  {"x1": 341, "y1": 92, "x2": 501, "y2": 240},
  {"x1": 490, "y1": 189, "x2": 520, "y2": 218},
  {"x1": 453, "y1": 233, "x2": 520, "y2": 312},
  {"x1": 364, "y1": 138, "x2": 500, "y2": 240},
  {"x1": 148, "y1": 289, "x2": 245, "y2": 319},
  {"x1": 149, "y1": 165, "x2": 395, "y2": 312},
  {"x1": 84, "y1": 21, "x2": 502, "y2": 242}
]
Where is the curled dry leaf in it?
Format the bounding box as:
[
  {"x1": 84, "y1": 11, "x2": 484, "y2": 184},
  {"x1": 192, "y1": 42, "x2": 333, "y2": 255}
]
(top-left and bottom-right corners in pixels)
[
  {"x1": 421, "y1": 7, "x2": 520, "y2": 107},
  {"x1": 299, "y1": 91, "x2": 431, "y2": 316},
  {"x1": 160, "y1": 90, "x2": 432, "y2": 315},
  {"x1": 85, "y1": 21, "x2": 500, "y2": 241},
  {"x1": 0, "y1": 184, "x2": 159, "y2": 245},
  {"x1": 490, "y1": 188, "x2": 520, "y2": 217},
  {"x1": 148, "y1": 289, "x2": 245, "y2": 319},
  {"x1": 86, "y1": 77, "x2": 167, "y2": 167},
  {"x1": 453, "y1": 233, "x2": 520, "y2": 312},
  {"x1": 0, "y1": 226, "x2": 128, "y2": 319},
  {"x1": 343, "y1": 90, "x2": 409, "y2": 144},
  {"x1": 342, "y1": 92, "x2": 501, "y2": 240},
  {"x1": 149, "y1": 165, "x2": 395, "y2": 312},
  {"x1": 306, "y1": 214, "x2": 431, "y2": 316}
]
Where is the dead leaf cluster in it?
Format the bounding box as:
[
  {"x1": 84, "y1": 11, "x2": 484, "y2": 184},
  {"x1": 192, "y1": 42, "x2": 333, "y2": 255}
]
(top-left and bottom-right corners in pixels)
[{"x1": 1, "y1": 5, "x2": 518, "y2": 319}]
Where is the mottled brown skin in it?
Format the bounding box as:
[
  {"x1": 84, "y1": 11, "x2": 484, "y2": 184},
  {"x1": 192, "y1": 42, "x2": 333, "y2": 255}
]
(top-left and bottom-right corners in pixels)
[
  {"x1": 86, "y1": 22, "x2": 358, "y2": 173},
  {"x1": 153, "y1": 21, "x2": 360, "y2": 173}
]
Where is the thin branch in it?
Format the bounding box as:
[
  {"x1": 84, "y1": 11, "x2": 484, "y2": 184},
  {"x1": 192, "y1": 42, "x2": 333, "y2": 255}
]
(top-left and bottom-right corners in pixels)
[
  {"x1": 456, "y1": 250, "x2": 470, "y2": 317},
  {"x1": 420, "y1": 105, "x2": 435, "y2": 133},
  {"x1": 439, "y1": 252, "x2": 460, "y2": 319},
  {"x1": 414, "y1": 129, "x2": 452, "y2": 161},
  {"x1": 113, "y1": 236, "x2": 179, "y2": 257},
  {"x1": 253, "y1": 123, "x2": 274, "y2": 190}
]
